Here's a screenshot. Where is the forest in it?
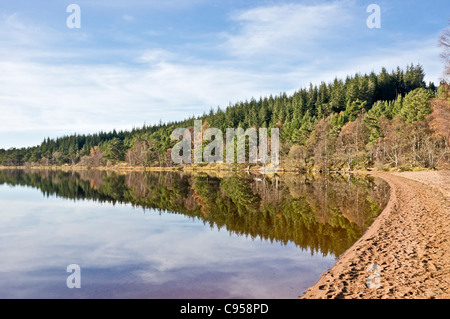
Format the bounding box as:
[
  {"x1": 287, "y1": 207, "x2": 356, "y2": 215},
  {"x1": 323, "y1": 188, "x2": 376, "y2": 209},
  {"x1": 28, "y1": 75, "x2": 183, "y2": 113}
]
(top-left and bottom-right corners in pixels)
[{"x1": 1, "y1": 64, "x2": 449, "y2": 171}]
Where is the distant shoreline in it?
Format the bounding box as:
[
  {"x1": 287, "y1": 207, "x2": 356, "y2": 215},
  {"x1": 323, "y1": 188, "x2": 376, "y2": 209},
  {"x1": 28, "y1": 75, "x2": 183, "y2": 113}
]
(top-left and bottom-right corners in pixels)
[
  {"x1": 0, "y1": 165, "x2": 287, "y2": 175},
  {"x1": 0, "y1": 164, "x2": 437, "y2": 174},
  {"x1": 0, "y1": 164, "x2": 310, "y2": 174}
]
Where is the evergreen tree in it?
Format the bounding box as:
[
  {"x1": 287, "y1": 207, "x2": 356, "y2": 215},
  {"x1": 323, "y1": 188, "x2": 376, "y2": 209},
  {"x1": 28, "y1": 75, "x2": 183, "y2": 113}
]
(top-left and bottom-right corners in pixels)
[{"x1": 401, "y1": 88, "x2": 432, "y2": 123}]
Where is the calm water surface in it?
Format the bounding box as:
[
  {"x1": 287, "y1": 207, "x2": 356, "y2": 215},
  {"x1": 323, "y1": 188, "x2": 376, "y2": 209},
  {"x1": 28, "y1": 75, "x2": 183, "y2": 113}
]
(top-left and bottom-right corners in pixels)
[{"x1": 0, "y1": 169, "x2": 389, "y2": 298}]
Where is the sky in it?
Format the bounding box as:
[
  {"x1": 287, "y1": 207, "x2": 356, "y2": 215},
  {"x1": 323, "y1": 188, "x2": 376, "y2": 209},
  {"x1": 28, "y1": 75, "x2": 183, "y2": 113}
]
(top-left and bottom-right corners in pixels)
[{"x1": 0, "y1": 0, "x2": 448, "y2": 149}]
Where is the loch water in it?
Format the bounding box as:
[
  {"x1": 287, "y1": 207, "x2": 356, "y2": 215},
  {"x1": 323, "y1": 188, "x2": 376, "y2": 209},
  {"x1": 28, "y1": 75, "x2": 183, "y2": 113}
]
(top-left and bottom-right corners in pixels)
[{"x1": 0, "y1": 169, "x2": 389, "y2": 298}]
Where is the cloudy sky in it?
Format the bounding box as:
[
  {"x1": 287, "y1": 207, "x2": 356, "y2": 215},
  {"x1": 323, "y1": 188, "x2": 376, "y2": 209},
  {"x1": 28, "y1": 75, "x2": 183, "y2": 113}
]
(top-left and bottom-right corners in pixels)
[{"x1": 0, "y1": 0, "x2": 448, "y2": 148}]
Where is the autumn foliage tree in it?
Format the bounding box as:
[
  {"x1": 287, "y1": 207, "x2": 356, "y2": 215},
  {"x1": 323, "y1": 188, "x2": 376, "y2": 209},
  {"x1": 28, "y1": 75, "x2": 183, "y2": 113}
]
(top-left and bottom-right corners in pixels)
[
  {"x1": 336, "y1": 112, "x2": 368, "y2": 169},
  {"x1": 429, "y1": 98, "x2": 450, "y2": 168},
  {"x1": 306, "y1": 119, "x2": 334, "y2": 171}
]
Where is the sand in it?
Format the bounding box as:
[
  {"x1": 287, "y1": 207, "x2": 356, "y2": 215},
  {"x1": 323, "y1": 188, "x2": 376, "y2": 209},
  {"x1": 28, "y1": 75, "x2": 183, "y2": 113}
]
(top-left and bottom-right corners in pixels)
[{"x1": 300, "y1": 170, "x2": 450, "y2": 299}]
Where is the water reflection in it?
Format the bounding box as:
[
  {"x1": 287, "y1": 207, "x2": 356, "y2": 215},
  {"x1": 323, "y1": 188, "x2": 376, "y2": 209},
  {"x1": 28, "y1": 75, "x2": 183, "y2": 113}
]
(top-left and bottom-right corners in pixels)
[{"x1": 0, "y1": 169, "x2": 389, "y2": 298}]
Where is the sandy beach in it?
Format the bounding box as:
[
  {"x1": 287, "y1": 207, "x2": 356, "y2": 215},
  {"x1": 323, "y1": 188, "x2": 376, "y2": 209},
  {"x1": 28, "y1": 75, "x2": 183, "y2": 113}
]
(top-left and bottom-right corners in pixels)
[{"x1": 300, "y1": 170, "x2": 450, "y2": 299}]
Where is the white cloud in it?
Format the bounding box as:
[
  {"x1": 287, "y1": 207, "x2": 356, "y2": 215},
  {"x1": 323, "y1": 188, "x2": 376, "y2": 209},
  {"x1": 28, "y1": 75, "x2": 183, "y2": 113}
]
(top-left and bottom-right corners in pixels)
[
  {"x1": 80, "y1": 0, "x2": 207, "y2": 9},
  {"x1": 0, "y1": 55, "x2": 284, "y2": 138},
  {"x1": 122, "y1": 14, "x2": 134, "y2": 22},
  {"x1": 0, "y1": 12, "x2": 57, "y2": 52},
  {"x1": 222, "y1": 1, "x2": 355, "y2": 59},
  {"x1": 299, "y1": 37, "x2": 443, "y2": 86},
  {"x1": 136, "y1": 49, "x2": 177, "y2": 63}
]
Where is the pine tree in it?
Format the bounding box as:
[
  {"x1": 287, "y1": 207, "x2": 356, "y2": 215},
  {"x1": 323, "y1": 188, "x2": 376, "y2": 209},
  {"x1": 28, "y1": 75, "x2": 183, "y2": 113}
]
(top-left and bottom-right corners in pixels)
[{"x1": 401, "y1": 88, "x2": 432, "y2": 123}]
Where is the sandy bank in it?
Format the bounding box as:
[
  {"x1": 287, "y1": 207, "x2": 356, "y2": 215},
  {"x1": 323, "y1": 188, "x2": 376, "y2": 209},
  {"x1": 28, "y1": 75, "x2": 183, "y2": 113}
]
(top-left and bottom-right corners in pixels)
[{"x1": 300, "y1": 170, "x2": 450, "y2": 299}]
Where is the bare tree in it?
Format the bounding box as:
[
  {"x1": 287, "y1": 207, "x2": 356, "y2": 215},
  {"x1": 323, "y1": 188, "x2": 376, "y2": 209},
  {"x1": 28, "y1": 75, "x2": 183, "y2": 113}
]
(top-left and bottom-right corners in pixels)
[{"x1": 439, "y1": 21, "x2": 450, "y2": 80}]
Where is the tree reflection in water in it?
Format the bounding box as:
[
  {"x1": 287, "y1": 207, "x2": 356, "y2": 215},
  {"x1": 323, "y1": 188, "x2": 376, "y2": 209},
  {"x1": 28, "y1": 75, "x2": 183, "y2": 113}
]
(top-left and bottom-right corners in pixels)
[{"x1": 0, "y1": 169, "x2": 389, "y2": 257}]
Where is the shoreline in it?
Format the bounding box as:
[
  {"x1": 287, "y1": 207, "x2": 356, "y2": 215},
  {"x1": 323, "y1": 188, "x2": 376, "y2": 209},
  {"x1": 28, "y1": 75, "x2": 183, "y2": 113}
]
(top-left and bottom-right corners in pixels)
[
  {"x1": 0, "y1": 164, "x2": 282, "y2": 173},
  {"x1": 1, "y1": 166, "x2": 448, "y2": 298},
  {"x1": 300, "y1": 170, "x2": 450, "y2": 299},
  {"x1": 0, "y1": 164, "x2": 437, "y2": 174}
]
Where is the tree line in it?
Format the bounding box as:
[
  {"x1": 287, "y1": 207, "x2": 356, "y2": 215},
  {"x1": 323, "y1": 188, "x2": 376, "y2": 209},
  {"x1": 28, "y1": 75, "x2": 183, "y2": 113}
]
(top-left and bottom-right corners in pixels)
[{"x1": 1, "y1": 64, "x2": 448, "y2": 171}]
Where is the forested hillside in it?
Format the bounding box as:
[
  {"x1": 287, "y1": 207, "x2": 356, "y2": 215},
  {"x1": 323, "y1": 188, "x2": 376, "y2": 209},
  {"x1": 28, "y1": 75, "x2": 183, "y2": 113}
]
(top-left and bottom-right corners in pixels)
[{"x1": 1, "y1": 64, "x2": 449, "y2": 171}]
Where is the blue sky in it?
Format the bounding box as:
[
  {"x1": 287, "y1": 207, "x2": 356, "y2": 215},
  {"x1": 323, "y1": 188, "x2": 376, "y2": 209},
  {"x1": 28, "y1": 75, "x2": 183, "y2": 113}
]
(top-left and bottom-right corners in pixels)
[{"x1": 0, "y1": 0, "x2": 448, "y2": 148}]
